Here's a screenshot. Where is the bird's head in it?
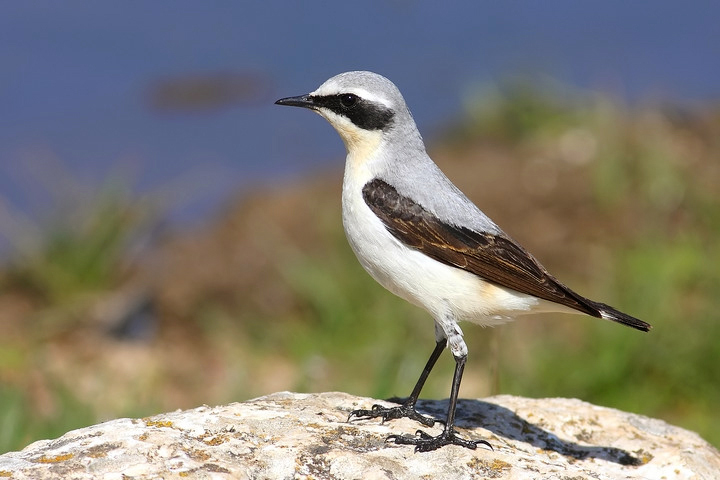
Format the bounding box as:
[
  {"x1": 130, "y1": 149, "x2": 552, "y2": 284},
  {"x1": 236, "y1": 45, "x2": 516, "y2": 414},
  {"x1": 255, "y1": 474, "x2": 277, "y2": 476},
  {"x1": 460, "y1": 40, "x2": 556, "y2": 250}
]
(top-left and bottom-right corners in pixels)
[{"x1": 276, "y1": 71, "x2": 420, "y2": 157}]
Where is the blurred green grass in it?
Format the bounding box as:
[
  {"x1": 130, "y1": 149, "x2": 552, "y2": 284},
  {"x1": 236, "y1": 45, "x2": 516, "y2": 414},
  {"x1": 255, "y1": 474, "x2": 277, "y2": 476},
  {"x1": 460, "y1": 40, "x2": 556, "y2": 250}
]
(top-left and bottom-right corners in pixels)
[{"x1": 1, "y1": 81, "x2": 718, "y2": 454}]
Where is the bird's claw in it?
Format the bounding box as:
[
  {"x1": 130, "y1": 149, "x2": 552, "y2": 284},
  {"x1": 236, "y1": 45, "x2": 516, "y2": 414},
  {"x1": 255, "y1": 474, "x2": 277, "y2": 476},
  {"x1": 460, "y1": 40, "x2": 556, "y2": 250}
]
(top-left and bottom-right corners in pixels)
[
  {"x1": 386, "y1": 428, "x2": 493, "y2": 453},
  {"x1": 348, "y1": 403, "x2": 436, "y2": 427}
]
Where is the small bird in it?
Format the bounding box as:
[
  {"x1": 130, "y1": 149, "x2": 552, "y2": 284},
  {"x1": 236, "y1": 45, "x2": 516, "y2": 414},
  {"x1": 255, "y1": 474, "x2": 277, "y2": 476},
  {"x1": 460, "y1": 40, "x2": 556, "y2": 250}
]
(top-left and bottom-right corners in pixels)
[{"x1": 275, "y1": 71, "x2": 651, "y2": 452}]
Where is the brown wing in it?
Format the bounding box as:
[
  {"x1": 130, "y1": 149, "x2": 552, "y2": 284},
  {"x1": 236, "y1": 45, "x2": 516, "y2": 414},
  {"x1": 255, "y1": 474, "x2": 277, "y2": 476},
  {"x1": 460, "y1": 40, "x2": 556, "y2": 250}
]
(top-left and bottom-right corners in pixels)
[{"x1": 361, "y1": 178, "x2": 600, "y2": 316}]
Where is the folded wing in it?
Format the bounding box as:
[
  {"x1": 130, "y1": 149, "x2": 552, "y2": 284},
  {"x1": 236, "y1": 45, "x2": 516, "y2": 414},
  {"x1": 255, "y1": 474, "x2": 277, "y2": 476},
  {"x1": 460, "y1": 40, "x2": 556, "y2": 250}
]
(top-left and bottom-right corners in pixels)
[{"x1": 362, "y1": 178, "x2": 650, "y2": 332}]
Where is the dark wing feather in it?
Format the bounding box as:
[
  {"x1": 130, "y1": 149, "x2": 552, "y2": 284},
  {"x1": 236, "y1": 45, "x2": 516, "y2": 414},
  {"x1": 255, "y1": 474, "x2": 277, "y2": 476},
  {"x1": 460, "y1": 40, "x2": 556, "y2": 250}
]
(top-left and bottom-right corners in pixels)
[{"x1": 362, "y1": 178, "x2": 650, "y2": 332}]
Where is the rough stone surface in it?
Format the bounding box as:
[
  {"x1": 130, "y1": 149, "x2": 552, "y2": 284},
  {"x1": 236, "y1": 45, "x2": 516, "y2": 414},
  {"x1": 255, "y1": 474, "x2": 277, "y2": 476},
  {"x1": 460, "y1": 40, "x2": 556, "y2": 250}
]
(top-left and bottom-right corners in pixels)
[{"x1": 0, "y1": 392, "x2": 717, "y2": 479}]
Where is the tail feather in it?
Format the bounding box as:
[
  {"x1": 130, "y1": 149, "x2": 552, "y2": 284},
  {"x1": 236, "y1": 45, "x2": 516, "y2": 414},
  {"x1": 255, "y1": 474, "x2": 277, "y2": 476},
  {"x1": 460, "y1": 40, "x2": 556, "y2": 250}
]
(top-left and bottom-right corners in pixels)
[{"x1": 588, "y1": 300, "x2": 651, "y2": 332}]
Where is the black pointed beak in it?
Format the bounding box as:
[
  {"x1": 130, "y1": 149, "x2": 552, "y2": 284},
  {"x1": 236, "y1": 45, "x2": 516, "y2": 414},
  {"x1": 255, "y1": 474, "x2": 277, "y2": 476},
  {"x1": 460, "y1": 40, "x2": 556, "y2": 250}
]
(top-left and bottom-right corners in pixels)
[{"x1": 275, "y1": 94, "x2": 315, "y2": 109}]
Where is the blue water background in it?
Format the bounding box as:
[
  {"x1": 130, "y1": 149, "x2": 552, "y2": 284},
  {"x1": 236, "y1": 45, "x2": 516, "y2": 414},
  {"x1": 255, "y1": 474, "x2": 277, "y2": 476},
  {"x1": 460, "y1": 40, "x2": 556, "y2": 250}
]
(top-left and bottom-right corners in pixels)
[{"x1": 1, "y1": 1, "x2": 718, "y2": 228}]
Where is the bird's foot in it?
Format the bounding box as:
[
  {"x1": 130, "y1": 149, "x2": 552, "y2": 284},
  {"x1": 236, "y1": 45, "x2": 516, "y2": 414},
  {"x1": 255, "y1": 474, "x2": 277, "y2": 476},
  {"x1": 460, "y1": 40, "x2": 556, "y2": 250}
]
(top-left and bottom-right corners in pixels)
[
  {"x1": 348, "y1": 403, "x2": 436, "y2": 427},
  {"x1": 387, "y1": 428, "x2": 492, "y2": 452}
]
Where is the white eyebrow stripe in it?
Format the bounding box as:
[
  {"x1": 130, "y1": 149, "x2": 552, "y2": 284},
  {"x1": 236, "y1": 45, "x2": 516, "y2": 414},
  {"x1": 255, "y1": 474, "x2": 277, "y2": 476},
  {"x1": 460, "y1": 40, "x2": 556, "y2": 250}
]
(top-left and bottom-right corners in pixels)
[{"x1": 310, "y1": 86, "x2": 393, "y2": 109}]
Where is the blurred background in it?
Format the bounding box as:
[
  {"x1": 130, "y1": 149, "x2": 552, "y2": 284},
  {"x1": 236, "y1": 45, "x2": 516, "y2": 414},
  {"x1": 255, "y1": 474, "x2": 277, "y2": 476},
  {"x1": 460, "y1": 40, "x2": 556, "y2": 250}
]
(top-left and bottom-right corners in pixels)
[{"x1": 1, "y1": 1, "x2": 719, "y2": 453}]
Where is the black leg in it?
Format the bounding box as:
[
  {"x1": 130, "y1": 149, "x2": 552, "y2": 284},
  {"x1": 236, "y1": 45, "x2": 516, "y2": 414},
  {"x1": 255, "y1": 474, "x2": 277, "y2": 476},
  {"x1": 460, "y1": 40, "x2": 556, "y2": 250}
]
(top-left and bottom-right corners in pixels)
[
  {"x1": 349, "y1": 340, "x2": 445, "y2": 427},
  {"x1": 387, "y1": 354, "x2": 493, "y2": 452}
]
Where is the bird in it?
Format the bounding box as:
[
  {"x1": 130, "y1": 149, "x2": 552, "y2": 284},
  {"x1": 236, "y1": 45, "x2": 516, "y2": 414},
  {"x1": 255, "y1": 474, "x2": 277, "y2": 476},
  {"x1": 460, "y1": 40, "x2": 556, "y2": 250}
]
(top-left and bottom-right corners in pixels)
[{"x1": 275, "y1": 71, "x2": 651, "y2": 452}]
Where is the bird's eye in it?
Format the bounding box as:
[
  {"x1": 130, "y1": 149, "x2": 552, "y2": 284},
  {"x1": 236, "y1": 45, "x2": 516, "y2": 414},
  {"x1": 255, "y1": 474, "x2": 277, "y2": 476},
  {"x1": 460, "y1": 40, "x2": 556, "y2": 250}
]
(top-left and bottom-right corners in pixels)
[{"x1": 340, "y1": 94, "x2": 358, "y2": 108}]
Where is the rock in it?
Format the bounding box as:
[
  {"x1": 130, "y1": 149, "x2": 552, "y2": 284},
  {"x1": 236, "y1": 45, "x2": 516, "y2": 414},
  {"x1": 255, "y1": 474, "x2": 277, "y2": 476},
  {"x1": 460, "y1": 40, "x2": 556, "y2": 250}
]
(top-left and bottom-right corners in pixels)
[{"x1": 0, "y1": 392, "x2": 717, "y2": 479}]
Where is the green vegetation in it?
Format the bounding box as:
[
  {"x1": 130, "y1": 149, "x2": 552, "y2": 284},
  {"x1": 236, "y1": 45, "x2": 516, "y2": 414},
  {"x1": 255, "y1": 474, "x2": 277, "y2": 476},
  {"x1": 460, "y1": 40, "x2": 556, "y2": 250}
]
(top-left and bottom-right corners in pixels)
[
  {"x1": 1, "y1": 175, "x2": 162, "y2": 335},
  {"x1": 1, "y1": 81, "x2": 718, "y2": 454}
]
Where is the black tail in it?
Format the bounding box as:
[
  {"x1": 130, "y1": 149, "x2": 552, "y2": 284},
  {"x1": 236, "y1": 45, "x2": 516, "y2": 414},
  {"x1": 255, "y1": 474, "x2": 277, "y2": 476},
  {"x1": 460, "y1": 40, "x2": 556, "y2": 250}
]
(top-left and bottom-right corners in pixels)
[{"x1": 586, "y1": 299, "x2": 651, "y2": 332}]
